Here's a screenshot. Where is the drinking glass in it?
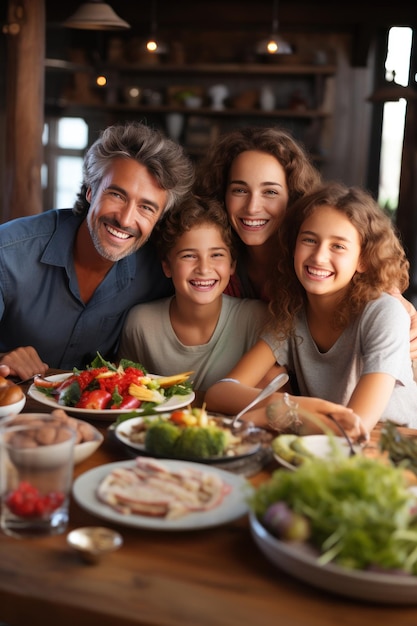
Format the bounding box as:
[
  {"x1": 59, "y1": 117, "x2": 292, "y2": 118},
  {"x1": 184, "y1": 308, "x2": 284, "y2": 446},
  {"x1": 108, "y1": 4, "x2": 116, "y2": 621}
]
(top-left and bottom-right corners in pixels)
[{"x1": 0, "y1": 414, "x2": 76, "y2": 538}]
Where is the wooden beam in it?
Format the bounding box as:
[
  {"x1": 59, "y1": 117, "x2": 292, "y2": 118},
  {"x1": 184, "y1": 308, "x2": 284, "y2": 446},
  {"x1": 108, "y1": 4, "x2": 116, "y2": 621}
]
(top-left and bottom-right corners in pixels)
[{"x1": 4, "y1": 0, "x2": 45, "y2": 221}]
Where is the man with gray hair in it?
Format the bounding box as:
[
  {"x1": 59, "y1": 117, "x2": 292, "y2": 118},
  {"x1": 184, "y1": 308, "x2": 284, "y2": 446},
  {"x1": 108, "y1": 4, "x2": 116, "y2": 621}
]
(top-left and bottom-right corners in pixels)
[{"x1": 0, "y1": 122, "x2": 194, "y2": 379}]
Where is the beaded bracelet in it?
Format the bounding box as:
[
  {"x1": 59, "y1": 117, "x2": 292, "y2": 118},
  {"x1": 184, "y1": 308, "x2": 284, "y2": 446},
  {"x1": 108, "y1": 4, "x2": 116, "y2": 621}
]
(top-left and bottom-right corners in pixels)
[{"x1": 266, "y1": 392, "x2": 303, "y2": 433}]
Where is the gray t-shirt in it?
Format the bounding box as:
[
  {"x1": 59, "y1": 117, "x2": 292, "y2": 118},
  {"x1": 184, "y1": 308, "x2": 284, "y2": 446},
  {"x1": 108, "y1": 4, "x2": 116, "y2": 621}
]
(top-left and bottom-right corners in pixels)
[
  {"x1": 119, "y1": 295, "x2": 267, "y2": 392},
  {"x1": 262, "y1": 293, "x2": 417, "y2": 427}
]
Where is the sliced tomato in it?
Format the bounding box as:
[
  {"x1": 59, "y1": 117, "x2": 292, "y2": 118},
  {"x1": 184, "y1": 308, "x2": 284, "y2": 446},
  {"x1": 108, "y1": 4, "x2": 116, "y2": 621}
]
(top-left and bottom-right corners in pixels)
[
  {"x1": 56, "y1": 375, "x2": 78, "y2": 392},
  {"x1": 76, "y1": 389, "x2": 112, "y2": 410},
  {"x1": 169, "y1": 410, "x2": 188, "y2": 425},
  {"x1": 34, "y1": 375, "x2": 65, "y2": 389},
  {"x1": 111, "y1": 395, "x2": 142, "y2": 410}
]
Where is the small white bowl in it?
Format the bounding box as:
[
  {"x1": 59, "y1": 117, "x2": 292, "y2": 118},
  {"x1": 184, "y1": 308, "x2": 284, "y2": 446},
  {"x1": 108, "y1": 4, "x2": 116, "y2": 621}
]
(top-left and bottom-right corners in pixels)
[
  {"x1": 0, "y1": 395, "x2": 26, "y2": 419},
  {"x1": 74, "y1": 427, "x2": 104, "y2": 465},
  {"x1": 1, "y1": 413, "x2": 103, "y2": 466}
]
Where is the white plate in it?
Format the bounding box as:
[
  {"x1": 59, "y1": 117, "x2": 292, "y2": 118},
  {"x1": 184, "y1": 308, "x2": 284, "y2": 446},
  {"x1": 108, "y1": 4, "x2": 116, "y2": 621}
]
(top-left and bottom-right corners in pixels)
[
  {"x1": 28, "y1": 374, "x2": 195, "y2": 421},
  {"x1": 249, "y1": 511, "x2": 417, "y2": 604},
  {"x1": 114, "y1": 415, "x2": 262, "y2": 464},
  {"x1": 273, "y1": 434, "x2": 358, "y2": 471},
  {"x1": 73, "y1": 459, "x2": 251, "y2": 530}
]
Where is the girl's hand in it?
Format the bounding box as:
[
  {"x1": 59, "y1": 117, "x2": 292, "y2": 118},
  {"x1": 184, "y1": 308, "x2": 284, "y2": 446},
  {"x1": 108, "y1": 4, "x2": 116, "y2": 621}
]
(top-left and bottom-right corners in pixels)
[
  {"x1": 245, "y1": 395, "x2": 368, "y2": 444},
  {"x1": 295, "y1": 396, "x2": 368, "y2": 443}
]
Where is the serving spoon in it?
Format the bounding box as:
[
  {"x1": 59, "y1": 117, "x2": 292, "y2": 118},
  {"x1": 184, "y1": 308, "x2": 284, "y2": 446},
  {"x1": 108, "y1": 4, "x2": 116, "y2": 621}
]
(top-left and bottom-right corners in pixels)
[{"x1": 230, "y1": 372, "x2": 289, "y2": 432}]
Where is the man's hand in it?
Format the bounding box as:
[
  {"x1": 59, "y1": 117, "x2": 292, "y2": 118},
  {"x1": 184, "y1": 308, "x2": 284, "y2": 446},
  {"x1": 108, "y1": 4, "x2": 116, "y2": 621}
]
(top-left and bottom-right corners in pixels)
[
  {"x1": 0, "y1": 346, "x2": 49, "y2": 381},
  {"x1": 0, "y1": 364, "x2": 11, "y2": 378}
]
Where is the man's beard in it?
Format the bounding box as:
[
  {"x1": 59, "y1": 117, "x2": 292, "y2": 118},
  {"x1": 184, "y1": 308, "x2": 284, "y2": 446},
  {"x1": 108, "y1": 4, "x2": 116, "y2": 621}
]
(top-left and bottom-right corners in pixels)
[{"x1": 87, "y1": 216, "x2": 146, "y2": 262}]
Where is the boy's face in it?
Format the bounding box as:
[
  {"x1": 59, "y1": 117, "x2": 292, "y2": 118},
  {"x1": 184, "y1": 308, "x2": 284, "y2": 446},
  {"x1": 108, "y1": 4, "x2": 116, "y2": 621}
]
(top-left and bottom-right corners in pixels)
[{"x1": 162, "y1": 224, "x2": 236, "y2": 305}]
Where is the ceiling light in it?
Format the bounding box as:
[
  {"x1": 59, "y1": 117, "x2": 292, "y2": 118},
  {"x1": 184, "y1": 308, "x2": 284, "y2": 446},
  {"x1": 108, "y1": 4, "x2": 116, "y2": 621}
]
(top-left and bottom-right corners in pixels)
[
  {"x1": 63, "y1": 1, "x2": 131, "y2": 31},
  {"x1": 256, "y1": 0, "x2": 292, "y2": 56},
  {"x1": 145, "y1": 0, "x2": 168, "y2": 54}
]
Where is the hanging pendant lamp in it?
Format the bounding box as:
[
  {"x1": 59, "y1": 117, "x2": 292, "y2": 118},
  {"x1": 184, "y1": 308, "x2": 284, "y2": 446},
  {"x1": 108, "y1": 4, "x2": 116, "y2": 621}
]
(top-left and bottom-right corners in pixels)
[
  {"x1": 256, "y1": 0, "x2": 292, "y2": 56},
  {"x1": 145, "y1": 0, "x2": 168, "y2": 54},
  {"x1": 63, "y1": 1, "x2": 131, "y2": 31}
]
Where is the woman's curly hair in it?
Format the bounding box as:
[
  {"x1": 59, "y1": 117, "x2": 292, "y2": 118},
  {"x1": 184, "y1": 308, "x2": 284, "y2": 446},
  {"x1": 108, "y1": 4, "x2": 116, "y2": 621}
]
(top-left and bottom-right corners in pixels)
[
  {"x1": 194, "y1": 126, "x2": 321, "y2": 208},
  {"x1": 267, "y1": 182, "x2": 410, "y2": 339}
]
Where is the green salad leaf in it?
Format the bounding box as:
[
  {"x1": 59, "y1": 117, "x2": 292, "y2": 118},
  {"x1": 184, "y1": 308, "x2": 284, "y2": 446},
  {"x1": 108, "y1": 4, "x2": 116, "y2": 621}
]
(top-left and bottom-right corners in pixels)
[
  {"x1": 163, "y1": 381, "x2": 194, "y2": 398},
  {"x1": 118, "y1": 358, "x2": 148, "y2": 373},
  {"x1": 250, "y1": 454, "x2": 417, "y2": 573},
  {"x1": 89, "y1": 352, "x2": 118, "y2": 371}
]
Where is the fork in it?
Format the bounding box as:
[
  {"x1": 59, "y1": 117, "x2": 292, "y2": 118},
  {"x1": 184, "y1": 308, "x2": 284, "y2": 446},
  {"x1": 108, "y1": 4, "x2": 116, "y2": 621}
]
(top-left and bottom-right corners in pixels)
[{"x1": 10, "y1": 374, "x2": 42, "y2": 386}]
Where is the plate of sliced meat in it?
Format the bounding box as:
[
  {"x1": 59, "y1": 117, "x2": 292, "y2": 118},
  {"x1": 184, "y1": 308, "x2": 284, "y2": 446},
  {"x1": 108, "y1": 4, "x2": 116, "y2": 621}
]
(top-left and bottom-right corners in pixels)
[{"x1": 72, "y1": 457, "x2": 252, "y2": 530}]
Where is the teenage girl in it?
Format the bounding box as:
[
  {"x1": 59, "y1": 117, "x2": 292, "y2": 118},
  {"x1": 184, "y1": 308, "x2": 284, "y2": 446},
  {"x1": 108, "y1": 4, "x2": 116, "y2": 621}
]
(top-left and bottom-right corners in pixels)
[{"x1": 205, "y1": 182, "x2": 417, "y2": 432}]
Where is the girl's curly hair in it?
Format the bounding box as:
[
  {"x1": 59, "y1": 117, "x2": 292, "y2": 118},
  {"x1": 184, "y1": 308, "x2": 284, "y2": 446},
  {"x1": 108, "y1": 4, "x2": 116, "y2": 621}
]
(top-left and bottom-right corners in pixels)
[{"x1": 267, "y1": 182, "x2": 410, "y2": 339}]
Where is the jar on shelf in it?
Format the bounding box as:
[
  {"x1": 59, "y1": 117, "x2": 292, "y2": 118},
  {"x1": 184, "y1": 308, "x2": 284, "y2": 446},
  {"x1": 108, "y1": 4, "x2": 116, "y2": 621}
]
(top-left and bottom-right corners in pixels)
[{"x1": 259, "y1": 85, "x2": 276, "y2": 111}]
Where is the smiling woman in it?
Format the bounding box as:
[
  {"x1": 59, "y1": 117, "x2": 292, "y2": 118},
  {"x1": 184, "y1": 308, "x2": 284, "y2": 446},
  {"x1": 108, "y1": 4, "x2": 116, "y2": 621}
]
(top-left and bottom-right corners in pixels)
[{"x1": 194, "y1": 126, "x2": 321, "y2": 301}]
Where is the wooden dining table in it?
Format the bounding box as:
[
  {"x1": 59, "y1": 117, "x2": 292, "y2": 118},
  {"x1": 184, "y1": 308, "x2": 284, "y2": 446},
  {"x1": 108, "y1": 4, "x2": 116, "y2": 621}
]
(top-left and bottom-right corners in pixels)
[{"x1": 1, "y1": 373, "x2": 417, "y2": 626}]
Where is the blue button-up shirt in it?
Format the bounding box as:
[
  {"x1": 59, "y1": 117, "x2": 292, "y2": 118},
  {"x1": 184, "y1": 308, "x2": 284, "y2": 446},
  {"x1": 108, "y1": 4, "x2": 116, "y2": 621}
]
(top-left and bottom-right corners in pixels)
[{"x1": 0, "y1": 209, "x2": 173, "y2": 369}]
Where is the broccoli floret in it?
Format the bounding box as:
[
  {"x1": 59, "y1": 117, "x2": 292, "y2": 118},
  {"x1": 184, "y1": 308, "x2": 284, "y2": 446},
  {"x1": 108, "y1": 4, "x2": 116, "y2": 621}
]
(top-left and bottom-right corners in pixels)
[
  {"x1": 174, "y1": 426, "x2": 227, "y2": 459},
  {"x1": 144, "y1": 421, "x2": 181, "y2": 457}
]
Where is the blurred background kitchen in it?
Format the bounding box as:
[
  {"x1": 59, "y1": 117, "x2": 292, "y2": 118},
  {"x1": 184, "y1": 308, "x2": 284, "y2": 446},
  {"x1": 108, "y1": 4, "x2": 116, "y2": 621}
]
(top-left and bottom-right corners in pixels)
[{"x1": 0, "y1": 0, "x2": 416, "y2": 299}]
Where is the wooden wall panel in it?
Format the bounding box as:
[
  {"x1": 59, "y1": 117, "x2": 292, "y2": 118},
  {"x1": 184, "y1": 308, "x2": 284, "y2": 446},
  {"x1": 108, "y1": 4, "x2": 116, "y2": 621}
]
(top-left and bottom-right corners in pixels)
[{"x1": 3, "y1": 0, "x2": 45, "y2": 221}]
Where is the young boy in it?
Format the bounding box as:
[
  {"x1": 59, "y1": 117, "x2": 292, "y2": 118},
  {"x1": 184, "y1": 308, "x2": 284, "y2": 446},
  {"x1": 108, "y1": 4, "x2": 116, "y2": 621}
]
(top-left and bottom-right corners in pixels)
[{"x1": 118, "y1": 196, "x2": 268, "y2": 392}]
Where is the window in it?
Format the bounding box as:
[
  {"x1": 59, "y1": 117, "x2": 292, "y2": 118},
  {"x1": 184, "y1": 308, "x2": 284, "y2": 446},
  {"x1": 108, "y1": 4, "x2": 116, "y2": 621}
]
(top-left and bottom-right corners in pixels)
[
  {"x1": 378, "y1": 27, "x2": 413, "y2": 212},
  {"x1": 42, "y1": 117, "x2": 88, "y2": 210}
]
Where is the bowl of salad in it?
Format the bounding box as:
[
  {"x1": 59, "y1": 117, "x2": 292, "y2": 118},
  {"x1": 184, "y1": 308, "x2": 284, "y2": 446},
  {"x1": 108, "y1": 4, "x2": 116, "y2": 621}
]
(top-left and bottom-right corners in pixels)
[{"x1": 249, "y1": 451, "x2": 417, "y2": 603}]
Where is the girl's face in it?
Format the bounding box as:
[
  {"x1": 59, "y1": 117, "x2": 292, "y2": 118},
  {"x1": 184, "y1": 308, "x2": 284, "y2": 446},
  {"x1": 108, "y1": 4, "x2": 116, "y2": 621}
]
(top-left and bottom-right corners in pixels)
[
  {"x1": 294, "y1": 205, "x2": 365, "y2": 301},
  {"x1": 162, "y1": 224, "x2": 235, "y2": 306},
  {"x1": 225, "y1": 150, "x2": 289, "y2": 247}
]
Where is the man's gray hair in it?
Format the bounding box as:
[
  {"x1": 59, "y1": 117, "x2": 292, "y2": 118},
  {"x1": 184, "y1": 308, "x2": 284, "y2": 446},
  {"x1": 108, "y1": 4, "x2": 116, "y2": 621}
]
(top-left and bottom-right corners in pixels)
[{"x1": 73, "y1": 122, "x2": 194, "y2": 216}]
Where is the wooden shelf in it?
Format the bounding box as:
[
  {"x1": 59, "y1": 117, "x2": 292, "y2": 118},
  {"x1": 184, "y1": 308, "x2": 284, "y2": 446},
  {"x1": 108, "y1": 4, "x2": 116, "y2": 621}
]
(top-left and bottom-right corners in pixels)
[
  {"x1": 45, "y1": 99, "x2": 331, "y2": 119},
  {"x1": 45, "y1": 59, "x2": 337, "y2": 77},
  {"x1": 44, "y1": 57, "x2": 336, "y2": 164}
]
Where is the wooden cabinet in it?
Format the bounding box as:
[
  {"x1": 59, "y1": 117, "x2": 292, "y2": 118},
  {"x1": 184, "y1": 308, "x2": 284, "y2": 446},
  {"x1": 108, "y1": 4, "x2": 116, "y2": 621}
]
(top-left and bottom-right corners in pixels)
[{"x1": 45, "y1": 59, "x2": 336, "y2": 161}]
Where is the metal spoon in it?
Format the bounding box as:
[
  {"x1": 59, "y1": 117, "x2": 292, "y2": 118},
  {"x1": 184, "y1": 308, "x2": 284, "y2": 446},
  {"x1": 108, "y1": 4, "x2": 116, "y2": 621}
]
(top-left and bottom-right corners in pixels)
[
  {"x1": 67, "y1": 526, "x2": 123, "y2": 565},
  {"x1": 230, "y1": 372, "x2": 289, "y2": 432}
]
